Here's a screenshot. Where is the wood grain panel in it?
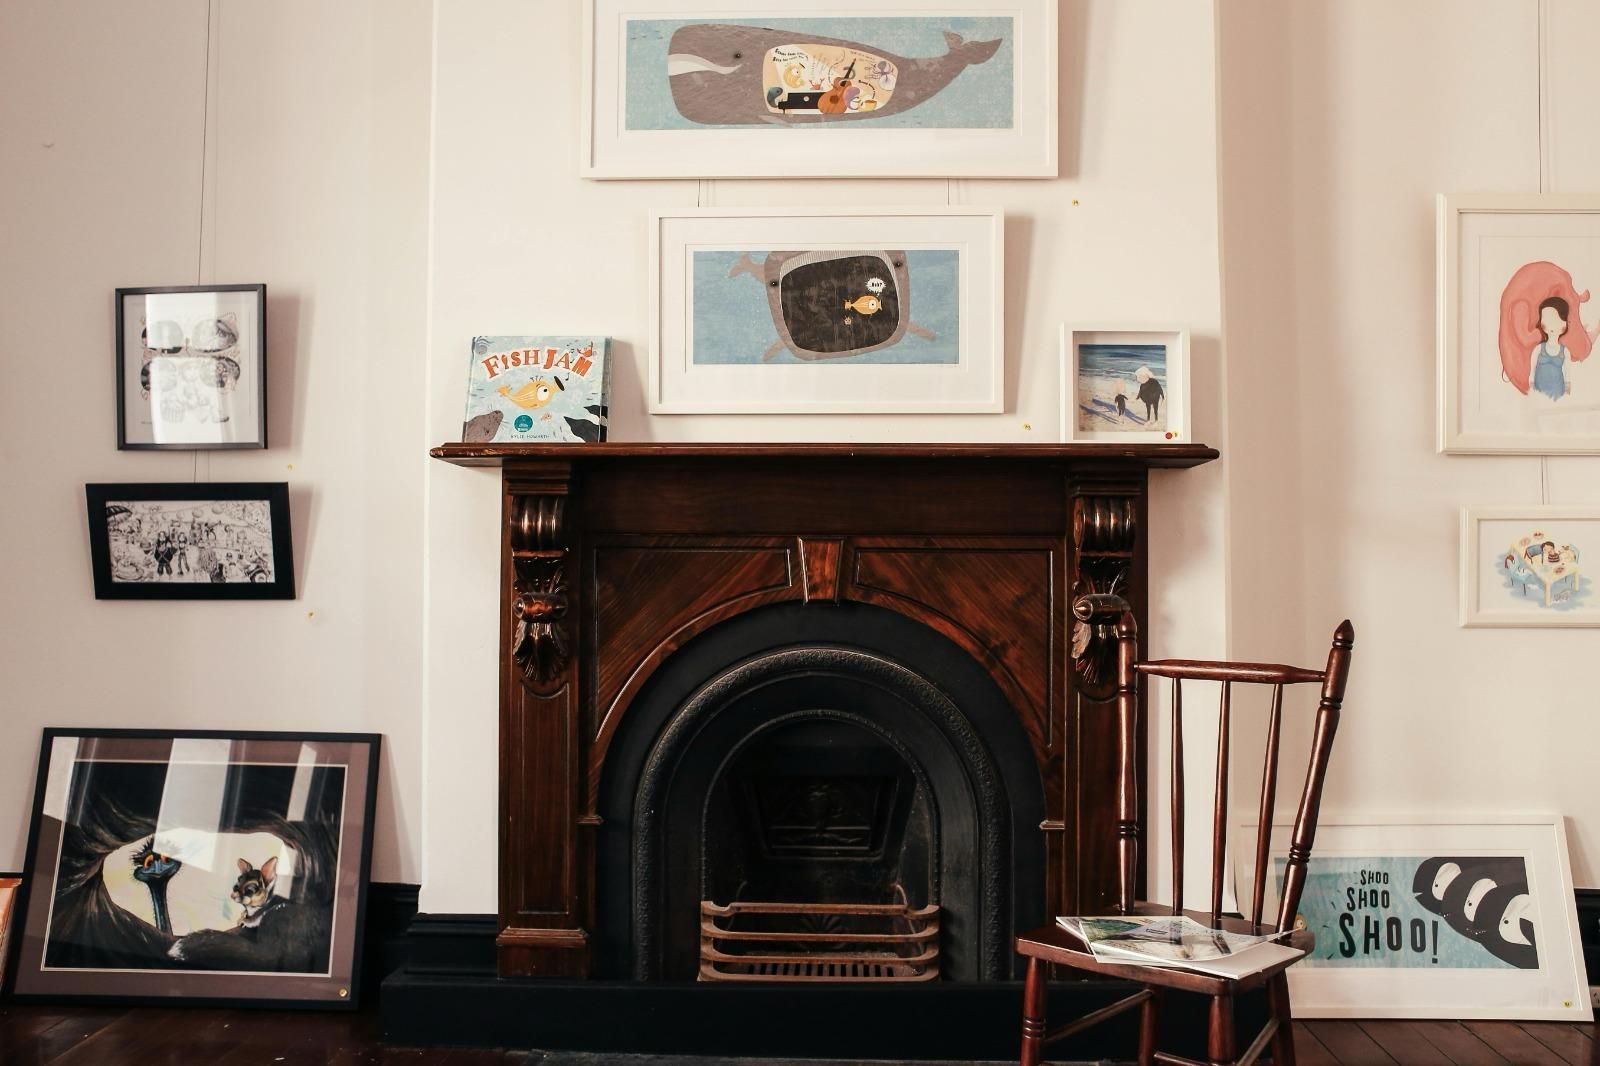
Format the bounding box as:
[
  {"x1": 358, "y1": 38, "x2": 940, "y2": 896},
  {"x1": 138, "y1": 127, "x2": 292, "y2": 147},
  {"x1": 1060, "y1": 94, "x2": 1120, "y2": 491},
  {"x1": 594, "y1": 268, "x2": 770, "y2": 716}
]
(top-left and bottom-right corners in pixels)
[
  {"x1": 1465, "y1": 1021, "x2": 1568, "y2": 1065},
  {"x1": 581, "y1": 460, "x2": 1068, "y2": 536},
  {"x1": 1408, "y1": 1021, "x2": 1510, "y2": 1066},
  {"x1": 1519, "y1": 1022, "x2": 1598, "y2": 1065},
  {"x1": 1355, "y1": 1021, "x2": 1452, "y2": 1064},
  {"x1": 850, "y1": 540, "x2": 1057, "y2": 763},
  {"x1": 588, "y1": 539, "x2": 799, "y2": 779},
  {"x1": 1302, "y1": 1020, "x2": 1397, "y2": 1066}
]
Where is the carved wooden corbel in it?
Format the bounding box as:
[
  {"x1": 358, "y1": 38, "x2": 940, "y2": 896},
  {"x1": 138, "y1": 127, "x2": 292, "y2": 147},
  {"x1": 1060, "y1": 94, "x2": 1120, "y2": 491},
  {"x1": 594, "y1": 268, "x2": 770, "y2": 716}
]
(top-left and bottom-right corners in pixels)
[
  {"x1": 508, "y1": 493, "x2": 570, "y2": 687},
  {"x1": 1070, "y1": 494, "x2": 1137, "y2": 702}
]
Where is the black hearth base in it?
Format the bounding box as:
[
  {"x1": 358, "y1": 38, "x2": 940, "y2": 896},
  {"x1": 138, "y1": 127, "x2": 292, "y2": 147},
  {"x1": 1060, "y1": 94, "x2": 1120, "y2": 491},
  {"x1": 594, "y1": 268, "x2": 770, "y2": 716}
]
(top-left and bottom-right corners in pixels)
[{"x1": 381, "y1": 970, "x2": 1267, "y2": 1061}]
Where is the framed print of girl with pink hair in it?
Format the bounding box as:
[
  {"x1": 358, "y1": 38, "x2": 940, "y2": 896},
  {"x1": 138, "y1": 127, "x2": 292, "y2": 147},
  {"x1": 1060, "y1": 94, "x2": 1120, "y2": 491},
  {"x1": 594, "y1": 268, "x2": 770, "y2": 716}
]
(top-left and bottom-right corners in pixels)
[{"x1": 1438, "y1": 194, "x2": 1600, "y2": 454}]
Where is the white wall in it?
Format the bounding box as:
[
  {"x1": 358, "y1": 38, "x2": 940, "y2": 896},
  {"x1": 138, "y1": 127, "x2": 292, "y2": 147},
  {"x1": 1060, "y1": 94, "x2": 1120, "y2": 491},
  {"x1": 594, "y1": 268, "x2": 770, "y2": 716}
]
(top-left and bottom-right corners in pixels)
[
  {"x1": 30, "y1": 0, "x2": 1583, "y2": 919},
  {"x1": 1220, "y1": 0, "x2": 1600, "y2": 888},
  {"x1": 0, "y1": 0, "x2": 431, "y2": 883},
  {"x1": 421, "y1": 0, "x2": 1230, "y2": 912}
]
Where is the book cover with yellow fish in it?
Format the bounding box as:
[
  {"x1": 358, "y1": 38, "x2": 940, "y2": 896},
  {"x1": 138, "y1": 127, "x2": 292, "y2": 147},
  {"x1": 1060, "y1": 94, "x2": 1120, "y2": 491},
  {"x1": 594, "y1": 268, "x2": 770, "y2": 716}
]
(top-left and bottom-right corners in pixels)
[{"x1": 461, "y1": 336, "x2": 611, "y2": 444}]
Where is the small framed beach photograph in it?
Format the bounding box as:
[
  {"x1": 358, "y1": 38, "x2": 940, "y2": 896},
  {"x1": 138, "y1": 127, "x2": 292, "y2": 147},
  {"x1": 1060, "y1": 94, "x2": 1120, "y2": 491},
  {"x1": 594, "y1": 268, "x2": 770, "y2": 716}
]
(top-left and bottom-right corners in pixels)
[
  {"x1": 84, "y1": 483, "x2": 295, "y2": 601},
  {"x1": 1246, "y1": 818, "x2": 1590, "y2": 1020},
  {"x1": 8, "y1": 729, "x2": 380, "y2": 1008},
  {"x1": 650, "y1": 206, "x2": 1004, "y2": 414},
  {"x1": 1460, "y1": 506, "x2": 1599, "y2": 627},
  {"x1": 582, "y1": 0, "x2": 1058, "y2": 179},
  {"x1": 116, "y1": 285, "x2": 267, "y2": 450},
  {"x1": 1061, "y1": 326, "x2": 1190, "y2": 443},
  {"x1": 1437, "y1": 194, "x2": 1600, "y2": 454}
]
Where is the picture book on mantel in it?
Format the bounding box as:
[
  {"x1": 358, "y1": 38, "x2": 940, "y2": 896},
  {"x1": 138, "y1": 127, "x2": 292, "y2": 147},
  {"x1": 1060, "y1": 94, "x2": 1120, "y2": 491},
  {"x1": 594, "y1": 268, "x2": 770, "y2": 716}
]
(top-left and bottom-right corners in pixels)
[{"x1": 462, "y1": 335, "x2": 611, "y2": 444}]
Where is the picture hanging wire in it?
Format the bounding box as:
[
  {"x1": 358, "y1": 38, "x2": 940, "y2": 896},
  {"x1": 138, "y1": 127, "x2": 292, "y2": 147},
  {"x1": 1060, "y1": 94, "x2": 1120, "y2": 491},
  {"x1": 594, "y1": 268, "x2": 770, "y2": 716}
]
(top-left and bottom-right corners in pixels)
[
  {"x1": 1537, "y1": 0, "x2": 1549, "y2": 503},
  {"x1": 193, "y1": 0, "x2": 220, "y2": 487}
]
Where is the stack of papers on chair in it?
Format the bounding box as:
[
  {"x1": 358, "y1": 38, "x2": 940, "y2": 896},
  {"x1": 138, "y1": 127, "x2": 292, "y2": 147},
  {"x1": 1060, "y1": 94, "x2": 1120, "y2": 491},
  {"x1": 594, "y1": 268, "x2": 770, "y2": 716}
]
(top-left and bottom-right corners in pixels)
[{"x1": 1056, "y1": 915, "x2": 1305, "y2": 979}]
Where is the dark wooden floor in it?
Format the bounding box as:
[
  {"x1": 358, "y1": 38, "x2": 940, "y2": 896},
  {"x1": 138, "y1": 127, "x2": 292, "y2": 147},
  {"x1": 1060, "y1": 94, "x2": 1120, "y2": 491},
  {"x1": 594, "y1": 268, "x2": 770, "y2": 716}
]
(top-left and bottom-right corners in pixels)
[
  {"x1": 0, "y1": 1004, "x2": 1594, "y2": 1065},
  {"x1": 1291, "y1": 1019, "x2": 1596, "y2": 1066}
]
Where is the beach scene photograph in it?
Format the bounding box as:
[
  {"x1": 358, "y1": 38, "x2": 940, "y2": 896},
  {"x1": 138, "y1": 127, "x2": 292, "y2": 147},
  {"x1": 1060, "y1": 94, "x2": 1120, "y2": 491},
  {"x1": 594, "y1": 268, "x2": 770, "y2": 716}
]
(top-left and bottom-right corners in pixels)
[{"x1": 1076, "y1": 342, "x2": 1168, "y2": 433}]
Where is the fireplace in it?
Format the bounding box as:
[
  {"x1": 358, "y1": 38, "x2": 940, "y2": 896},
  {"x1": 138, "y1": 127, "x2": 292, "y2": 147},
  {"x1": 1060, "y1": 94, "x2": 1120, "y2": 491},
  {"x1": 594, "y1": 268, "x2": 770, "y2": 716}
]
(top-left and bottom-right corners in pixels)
[
  {"x1": 426, "y1": 442, "x2": 1219, "y2": 986},
  {"x1": 598, "y1": 605, "x2": 1046, "y2": 983}
]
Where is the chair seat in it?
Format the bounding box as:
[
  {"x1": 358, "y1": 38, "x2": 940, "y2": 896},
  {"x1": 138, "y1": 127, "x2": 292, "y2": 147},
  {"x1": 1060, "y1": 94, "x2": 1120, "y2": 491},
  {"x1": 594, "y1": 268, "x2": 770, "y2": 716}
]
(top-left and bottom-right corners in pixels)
[{"x1": 1015, "y1": 904, "x2": 1313, "y2": 996}]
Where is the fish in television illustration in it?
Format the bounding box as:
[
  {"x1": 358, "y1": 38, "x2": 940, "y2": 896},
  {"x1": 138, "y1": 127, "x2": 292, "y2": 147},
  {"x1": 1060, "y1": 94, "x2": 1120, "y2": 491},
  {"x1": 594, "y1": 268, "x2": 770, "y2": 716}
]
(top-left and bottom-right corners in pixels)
[
  {"x1": 666, "y1": 24, "x2": 1001, "y2": 125},
  {"x1": 727, "y1": 250, "x2": 937, "y2": 362}
]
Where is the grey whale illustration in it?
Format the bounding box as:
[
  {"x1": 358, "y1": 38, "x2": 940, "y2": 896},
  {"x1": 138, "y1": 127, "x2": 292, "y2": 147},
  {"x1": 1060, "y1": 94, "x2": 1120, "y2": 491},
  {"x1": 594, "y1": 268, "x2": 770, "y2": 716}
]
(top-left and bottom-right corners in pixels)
[
  {"x1": 729, "y1": 250, "x2": 935, "y2": 363},
  {"x1": 668, "y1": 24, "x2": 1002, "y2": 126}
]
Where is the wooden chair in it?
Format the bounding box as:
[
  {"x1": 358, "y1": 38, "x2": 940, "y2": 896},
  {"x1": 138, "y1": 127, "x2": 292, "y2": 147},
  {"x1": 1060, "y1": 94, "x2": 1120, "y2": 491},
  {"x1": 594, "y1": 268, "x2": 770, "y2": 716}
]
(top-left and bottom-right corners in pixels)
[{"x1": 1016, "y1": 608, "x2": 1354, "y2": 1066}]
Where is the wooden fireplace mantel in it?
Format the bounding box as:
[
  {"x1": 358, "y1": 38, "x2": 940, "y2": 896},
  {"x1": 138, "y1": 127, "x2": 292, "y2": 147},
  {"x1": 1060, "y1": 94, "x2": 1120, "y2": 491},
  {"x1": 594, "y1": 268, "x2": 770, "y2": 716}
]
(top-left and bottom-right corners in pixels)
[
  {"x1": 430, "y1": 440, "x2": 1218, "y2": 979},
  {"x1": 432, "y1": 441, "x2": 1220, "y2": 468}
]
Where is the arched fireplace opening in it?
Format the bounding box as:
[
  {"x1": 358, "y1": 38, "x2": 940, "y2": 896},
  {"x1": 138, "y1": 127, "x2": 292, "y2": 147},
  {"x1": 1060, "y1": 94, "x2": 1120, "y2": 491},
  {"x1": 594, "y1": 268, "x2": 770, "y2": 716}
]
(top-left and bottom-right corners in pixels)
[{"x1": 596, "y1": 603, "x2": 1045, "y2": 983}]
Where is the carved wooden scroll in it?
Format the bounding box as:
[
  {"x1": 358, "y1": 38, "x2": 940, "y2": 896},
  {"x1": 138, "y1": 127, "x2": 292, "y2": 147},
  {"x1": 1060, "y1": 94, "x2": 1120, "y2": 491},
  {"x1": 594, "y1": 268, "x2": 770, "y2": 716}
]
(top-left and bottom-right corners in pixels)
[
  {"x1": 509, "y1": 493, "x2": 570, "y2": 687},
  {"x1": 1070, "y1": 494, "x2": 1138, "y2": 703}
]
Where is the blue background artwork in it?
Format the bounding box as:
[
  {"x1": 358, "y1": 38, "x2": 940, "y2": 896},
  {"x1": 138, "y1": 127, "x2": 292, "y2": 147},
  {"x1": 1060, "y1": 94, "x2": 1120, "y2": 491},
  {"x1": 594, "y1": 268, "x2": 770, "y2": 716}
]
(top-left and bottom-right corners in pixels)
[
  {"x1": 1278, "y1": 856, "x2": 1517, "y2": 970},
  {"x1": 1492, "y1": 540, "x2": 1590, "y2": 612},
  {"x1": 1077, "y1": 343, "x2": 1169, "y2": 431},
  {"x1": 692, "y1": 250, "x2": 960, "y2": 366},
  {"x1": 625, "y1": 17, "x2": 1014, "y2": 130}
]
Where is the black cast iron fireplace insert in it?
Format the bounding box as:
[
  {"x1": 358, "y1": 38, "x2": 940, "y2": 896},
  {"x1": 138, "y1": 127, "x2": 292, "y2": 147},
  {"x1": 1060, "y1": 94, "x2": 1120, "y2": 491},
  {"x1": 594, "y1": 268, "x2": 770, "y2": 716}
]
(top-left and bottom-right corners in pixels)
[{"x1": 596, "y1": 603, "x2": 1047, "y2": 983}]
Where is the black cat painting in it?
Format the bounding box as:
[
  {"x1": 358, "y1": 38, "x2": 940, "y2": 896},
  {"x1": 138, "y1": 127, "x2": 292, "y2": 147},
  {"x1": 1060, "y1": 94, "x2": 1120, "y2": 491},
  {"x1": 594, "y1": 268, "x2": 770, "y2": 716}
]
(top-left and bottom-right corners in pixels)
[{"x1": 41, "y1": 758, "x2": 343, "y2": 975}]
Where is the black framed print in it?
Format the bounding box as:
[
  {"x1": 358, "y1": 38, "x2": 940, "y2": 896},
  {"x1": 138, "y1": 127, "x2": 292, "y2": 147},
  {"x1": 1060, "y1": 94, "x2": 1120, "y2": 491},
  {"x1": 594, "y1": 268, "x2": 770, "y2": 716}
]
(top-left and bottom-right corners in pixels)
[
  {"x1": 116, "y1": 284, "x2": 267, "y2": 450},
  {"x1": 84, "y1": 483, "x2": 295, "y2": 600},
  {"x1": 6, "y1": 729, "x2": 381, "y2": 1009}
]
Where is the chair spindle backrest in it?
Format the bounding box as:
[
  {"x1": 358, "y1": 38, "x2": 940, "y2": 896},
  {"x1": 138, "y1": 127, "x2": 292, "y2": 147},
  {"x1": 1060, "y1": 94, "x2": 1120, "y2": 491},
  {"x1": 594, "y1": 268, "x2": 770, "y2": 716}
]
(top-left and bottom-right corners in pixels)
[{"x1": 1111, "y1": 614, "x2": 1354, "y2": 934}]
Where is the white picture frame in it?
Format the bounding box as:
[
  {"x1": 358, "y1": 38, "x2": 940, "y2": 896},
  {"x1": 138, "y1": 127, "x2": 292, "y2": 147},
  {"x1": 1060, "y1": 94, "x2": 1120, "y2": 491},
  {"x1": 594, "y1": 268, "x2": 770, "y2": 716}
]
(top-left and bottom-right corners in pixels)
[
  {"x1": 1459, "y1": 505, "x2": 1600, "y2": 627},
  {"x1": 1060, "y1": 326, "x2": 1190, "y2": 443},
  {"x1": 1245, "y1": 817, "x2": 1591, "y2": 1021},
  {"x1": 582, "y1": 0, "x2": 1058, "y2": 179},
  {"x1": 649, "y1": 206, "x2": 1004, "y2": 414},
  {"x1": 1437, "y1": 193, "x2": 1600, "y2": 454}
]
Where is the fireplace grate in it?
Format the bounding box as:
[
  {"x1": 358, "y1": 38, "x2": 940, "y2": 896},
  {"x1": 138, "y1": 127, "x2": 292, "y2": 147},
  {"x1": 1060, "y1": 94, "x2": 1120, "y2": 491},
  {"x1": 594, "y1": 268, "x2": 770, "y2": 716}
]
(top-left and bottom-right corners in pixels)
[{"x1": 698, "y1": 899, "x2": 940, "y2": 983}]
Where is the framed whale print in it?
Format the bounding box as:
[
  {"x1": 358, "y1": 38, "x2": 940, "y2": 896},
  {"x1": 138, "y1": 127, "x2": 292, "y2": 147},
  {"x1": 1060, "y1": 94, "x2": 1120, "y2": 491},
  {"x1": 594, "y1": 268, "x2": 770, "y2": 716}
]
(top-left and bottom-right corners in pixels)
[
  {"x1": 1438, "y1": 194, "x2": 1600, "y2": 454},
  {"x1": 1459, "y1": 506, "x2": 1600, "y2": 627},
  {"x1": 650, "y1": 206, "x2": 1003, "y2": 414},
  {"x1": 6, "y1": 729, "x2": 380, "y2": 1008},
  {"x1": 1245, "y1": 818, "x2": 1590, "y2": 1020},
  {"x1": 583, "y1": 0, "x2": 1058, "y2": 178}
]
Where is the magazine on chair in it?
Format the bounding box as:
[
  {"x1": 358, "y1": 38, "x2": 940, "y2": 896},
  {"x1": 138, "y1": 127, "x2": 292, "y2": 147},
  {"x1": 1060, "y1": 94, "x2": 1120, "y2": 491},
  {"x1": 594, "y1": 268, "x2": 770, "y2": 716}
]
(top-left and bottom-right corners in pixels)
[{"x1": 1057, "y1": 915, "x2": 1304, "y2": 978}]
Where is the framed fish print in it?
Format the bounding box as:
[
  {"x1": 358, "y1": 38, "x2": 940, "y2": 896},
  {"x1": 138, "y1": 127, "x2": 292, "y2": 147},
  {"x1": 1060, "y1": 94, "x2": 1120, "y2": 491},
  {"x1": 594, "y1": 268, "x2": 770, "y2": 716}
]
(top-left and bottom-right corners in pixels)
[
  {"x1": 650, "y1": 206, "x2": 1003, "y2": 414},
  {"x1": 116, "y1": 285, "x2": 267, "y2": 450},
  {"x1": 582, "y1": 0, "x2": 1058, "y2": 178},
  {"x1": 1437, "y1": 194, "x2": 1600, "y2": 454},
  {"x1": 85, "y1": 483, "x2": 295, "y2": 600},
  {"x1": 1459, "y1": 506, "x2": 1599, "y2": 627},
  {"x1": 1061, "y1": 326, "x2": 1190, "y2": 443},
  {"x1": 1245, "y1": 818, "x2": 1590, "y2": 1020},
  {"x1": 6, "y1": 729, "x2": 380, "y2": 1008}
]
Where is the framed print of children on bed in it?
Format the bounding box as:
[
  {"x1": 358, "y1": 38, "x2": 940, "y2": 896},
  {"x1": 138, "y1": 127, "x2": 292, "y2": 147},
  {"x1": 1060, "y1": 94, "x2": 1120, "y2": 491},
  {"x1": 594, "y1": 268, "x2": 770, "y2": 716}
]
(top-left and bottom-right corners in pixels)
[
  {"x1": 1437, "y1": 194, "x2": 1600, "y2": 454},
  {"x1": 582, "y1": 0, "x2": 1058, "y2": 178}
]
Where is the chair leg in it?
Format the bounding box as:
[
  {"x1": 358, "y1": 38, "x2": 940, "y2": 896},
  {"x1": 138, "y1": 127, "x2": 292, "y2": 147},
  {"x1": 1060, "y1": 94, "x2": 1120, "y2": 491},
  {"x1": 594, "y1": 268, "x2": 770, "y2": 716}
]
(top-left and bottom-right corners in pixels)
[
  {"x1": 1267, "y1": 973, "x2": 1296, "y2": 1066},
  {"x1": 1019, "y1": 956, "x2": 1047, "y2": 1066},
  {"x1": 1137, "y1": 987, "x2": 1161, "y2": 1066},
  {"x1": 1207, "y1": 991, "x2": 1236, "y2": 1066}
]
